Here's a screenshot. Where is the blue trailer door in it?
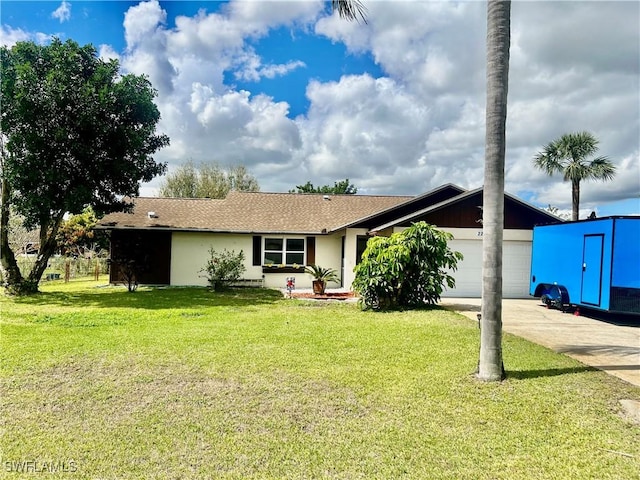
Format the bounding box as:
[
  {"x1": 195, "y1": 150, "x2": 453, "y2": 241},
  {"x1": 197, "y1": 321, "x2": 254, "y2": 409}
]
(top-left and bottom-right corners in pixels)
[{"x1": 581, "y1": 234, "x2": 604, "y2": 306}]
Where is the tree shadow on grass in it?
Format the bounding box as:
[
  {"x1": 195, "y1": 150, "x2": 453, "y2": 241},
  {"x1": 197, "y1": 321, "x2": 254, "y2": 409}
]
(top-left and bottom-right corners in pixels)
[
  {"x1": 8, "y1": 286, "x2": 284, "y2": 310},
  {"x1": 439, "y1": 303, "x2": 481, "y2": 313},
  {"x1": 508, "y1": 365, "x2": 597, "y2": 380},
  {"x1": 557, "y1": 344, "x2": 640, "y2": 358}
]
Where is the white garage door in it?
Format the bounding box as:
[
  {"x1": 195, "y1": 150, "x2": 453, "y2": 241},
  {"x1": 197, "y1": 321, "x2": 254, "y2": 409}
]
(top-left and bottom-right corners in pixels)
[{"x1": 443, "y1": 240, "x2": 531, "y2": 298}]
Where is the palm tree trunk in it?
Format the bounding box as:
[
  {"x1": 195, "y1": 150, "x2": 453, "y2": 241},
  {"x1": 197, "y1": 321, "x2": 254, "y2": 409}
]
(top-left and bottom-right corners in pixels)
[
  {"x1": 571, "y1": 179, "x2": 580, "y2": 221},
  {"x1": 478, "y1": 0, "x2": 510, "y2": 381}
]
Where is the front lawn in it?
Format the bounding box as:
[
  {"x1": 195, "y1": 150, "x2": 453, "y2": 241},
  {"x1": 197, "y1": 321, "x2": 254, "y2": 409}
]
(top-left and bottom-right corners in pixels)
[{"x1": 1, "y1": 280, "x2": 638, "y2": 479}]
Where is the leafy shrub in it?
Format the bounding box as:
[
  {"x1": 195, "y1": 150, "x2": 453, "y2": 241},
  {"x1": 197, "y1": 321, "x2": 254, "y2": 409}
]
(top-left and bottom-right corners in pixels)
[
  {"x1": 352, "y1": 222, "x2": 463, "y2": 310},
  {"x1": 201, "y1": 248, "x2": 246, "y2": 292}
]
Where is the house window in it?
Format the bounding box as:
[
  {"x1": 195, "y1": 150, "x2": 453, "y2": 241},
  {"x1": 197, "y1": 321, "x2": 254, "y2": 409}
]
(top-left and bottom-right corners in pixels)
[{"x1": 264, "y1": 238, "x2": 305, "y2": 266}]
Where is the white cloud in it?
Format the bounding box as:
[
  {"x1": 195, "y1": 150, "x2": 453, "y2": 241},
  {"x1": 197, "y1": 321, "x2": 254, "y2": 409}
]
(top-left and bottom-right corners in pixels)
[
  {"x1": 235, "y1": 54, "x2": 306, "y2": 82},
  {"x1": 293, "y1": 74, "x2": 440, "y2": 193},
  {"x1": 0, "y1": 26, "x2": 30, "y2": 47},
  {"x1": 98, "y1": 44, "x2": 120, "y2": 62},
  {"x1": 51, "y1": 1, "x2": 71, "y2": 23},
  {"x1": 34, "y1": 33, "x2": 54, "y2": 45},
  {"x1": 0, "y1": 26, "x2": 53, "y2": 47},
  {"x1": 119, "y1": 0, "x2": 316, "y2": 189},
  {"x1": 123, "y1": 0, "x2": 166, "y2": 48},
  {"x1": 121, "y1": 1, "x2": 174, "y2": 95},
  {"x1": 316, "y1": 1, "x2": 486, "y2": 97},
  {"x1": 113, "y1": 0, "x2": 638, "y2": 213}
]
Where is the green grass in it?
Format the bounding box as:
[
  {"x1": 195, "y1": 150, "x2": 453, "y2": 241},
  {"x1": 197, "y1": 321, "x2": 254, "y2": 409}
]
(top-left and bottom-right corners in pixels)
[{"x1": 1, "y1": 279, "x2": 639, "y2": 479}]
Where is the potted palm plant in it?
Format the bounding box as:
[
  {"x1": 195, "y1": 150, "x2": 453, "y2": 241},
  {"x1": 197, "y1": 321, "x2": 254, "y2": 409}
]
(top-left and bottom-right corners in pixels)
[{"x1": 304, "y1": 264, "x2": 340, "y2": 295}]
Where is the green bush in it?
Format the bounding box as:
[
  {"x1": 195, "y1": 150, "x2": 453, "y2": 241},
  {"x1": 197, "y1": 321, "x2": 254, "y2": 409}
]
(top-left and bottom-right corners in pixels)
[
  {"x1": 201, "y1": 248, "x2": 246, "y2": 292},
  {"x1": 352, "y1": 222, "x2": 463, "y2": 310}
]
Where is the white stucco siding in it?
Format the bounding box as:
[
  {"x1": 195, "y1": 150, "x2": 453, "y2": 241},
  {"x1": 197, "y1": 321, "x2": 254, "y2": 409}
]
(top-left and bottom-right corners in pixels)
[
  {"x1": 314, "y1": 234, "x2": 343, "y2": 288},
  {"x1": 171, "y1": 232, "x2": 258, "y2": 286},
  {"x1": 171, "y1": 232, "x2": 345, "y2": 290},
  {"x1": 343, "y1": 228, "x2": 369, "y2": 290}
]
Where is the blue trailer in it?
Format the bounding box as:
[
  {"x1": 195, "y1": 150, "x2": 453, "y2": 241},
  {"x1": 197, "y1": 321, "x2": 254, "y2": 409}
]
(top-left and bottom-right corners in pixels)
[{"x1": 529, "y1": 216, "x2": 640, "y2": 315}]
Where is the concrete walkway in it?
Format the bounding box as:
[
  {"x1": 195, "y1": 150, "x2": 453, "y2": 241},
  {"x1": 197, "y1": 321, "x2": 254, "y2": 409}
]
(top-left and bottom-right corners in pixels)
[{"x1": 439, "y1": 297, "x2": 640, "y2": 388}]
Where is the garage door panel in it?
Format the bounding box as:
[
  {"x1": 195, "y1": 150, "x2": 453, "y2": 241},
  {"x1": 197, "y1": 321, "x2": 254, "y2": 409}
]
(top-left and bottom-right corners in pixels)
[
  {"x1": 443, "y1": 240, "x2": 531, "y2": 298},
  {"x1": 445, "y1": 240, "x2": 481, "y2": 298},
  {"x1": 503, "y1": 242, "x2": 532, "y2": 297}
]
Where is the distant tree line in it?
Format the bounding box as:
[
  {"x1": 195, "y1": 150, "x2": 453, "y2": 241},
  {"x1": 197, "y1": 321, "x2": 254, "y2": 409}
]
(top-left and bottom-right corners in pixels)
[
  {"x1": 158, "y1": 161, "x2": 259, "y2": 198},
  {"x1": 290, "y1": 179, "x2": 357, "y2": 195}
]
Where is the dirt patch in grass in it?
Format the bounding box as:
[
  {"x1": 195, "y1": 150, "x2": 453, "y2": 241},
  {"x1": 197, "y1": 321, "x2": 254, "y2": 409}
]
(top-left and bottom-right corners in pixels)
[{"x1": 4, "y1": 356, "x2": 370, "y2": 435}]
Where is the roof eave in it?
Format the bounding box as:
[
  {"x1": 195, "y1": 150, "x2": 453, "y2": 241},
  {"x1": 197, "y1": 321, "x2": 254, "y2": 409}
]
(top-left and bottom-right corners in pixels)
[{"x1": 95, "y1": 224, "x2": 326, "y2": 236}]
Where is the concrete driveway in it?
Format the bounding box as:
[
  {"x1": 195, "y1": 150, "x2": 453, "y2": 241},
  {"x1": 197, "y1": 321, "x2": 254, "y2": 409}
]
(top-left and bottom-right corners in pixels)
[{"x1": 439, "y1": 297, "x2": 640, "y2": 388}]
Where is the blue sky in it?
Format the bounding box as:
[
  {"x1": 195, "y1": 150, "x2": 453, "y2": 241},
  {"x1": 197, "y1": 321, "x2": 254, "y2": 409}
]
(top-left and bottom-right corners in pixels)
[
  {"x1": 1, "y1": 1, "x2": 639, "y2": 217},
  {"x1": 1, "y1": 1, "x2": 384, "y2": 116}
]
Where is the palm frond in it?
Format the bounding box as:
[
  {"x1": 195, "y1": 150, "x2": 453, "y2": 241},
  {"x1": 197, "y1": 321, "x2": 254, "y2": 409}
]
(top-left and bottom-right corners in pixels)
[
  {"x1": 586, "y1": 156, "x2": 616, "y2": 181},
  {"x1": 533, "y1": 142, "x2": 564, "y2": 176},
  {"x1": 562, "y1": 131, "x2": 599, "y2": 161},
  {"x1": 331, "y1": 0, "x2": 368, "y2": 24},
  {"x1": 562, "y1": 160, "x2": 590, "y2": 182}
]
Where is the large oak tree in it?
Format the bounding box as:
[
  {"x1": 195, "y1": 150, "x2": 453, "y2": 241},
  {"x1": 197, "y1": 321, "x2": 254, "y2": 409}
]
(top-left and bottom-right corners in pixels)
[{"x1": 0, "y1": 39, "x2": 169, "y2": 294}]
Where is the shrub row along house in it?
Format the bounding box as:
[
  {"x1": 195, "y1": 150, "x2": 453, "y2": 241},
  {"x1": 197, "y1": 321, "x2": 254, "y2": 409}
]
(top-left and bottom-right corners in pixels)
[{"x1": 96, "y1": 184, "x2": 559, "y2": 297}]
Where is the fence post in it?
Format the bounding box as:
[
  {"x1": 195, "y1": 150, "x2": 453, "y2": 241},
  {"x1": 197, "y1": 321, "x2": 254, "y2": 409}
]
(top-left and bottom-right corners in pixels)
[
  {"x1": 94, "y1": 260, "x2": 100, "y2": 281},
  {"x1": 64, "y1": 259, "x2": 71, "y2": 283}
]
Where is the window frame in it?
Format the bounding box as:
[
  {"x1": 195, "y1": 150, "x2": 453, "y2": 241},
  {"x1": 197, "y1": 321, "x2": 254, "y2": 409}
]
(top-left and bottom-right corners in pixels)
[{"x1": 262, "y1": 236, "x2": 306, "y2": 272}]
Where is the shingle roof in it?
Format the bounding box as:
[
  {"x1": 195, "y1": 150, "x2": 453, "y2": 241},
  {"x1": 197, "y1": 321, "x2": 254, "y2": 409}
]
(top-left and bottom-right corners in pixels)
[{"x1": 97, "y1": 191, "x2": 413, "y2": 234}]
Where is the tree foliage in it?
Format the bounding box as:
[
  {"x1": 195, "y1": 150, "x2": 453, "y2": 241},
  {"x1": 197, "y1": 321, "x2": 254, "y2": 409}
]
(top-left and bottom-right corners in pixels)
[
  {"x1": 543, "y1": 205, "x2": 571, "y2": 221},
  {"x1": 158, "y1": 161, "x2": 259, "y2": 198},
  {"x1": 352, "y1": 222, "x2": 463, "y2": 311},
  {"x1": 56, "y1": 206, "x2": 108, "y2": 258},
  {"x1": 200, "y1": 248, "x2": 246, "y2": 292},
  {"x1": 533, "y1": 131, "x2": 615, "y2": 221},
  {"x1": 290, "y1": 178, "x2": 357, "y2": 194},
  {"x1": 0, "y1": 39, "x2": 169, "y2": 294}
]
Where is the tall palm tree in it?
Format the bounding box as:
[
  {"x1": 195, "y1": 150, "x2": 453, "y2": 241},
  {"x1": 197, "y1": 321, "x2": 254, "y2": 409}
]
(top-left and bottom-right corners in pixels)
[
  {"x1": 478, "y1": 0, "x2": 510, "y2": 382},
  {"x1": 333, "y1": 0, "x2": 510, "y2": 381},
  {"x1": 533, "y1": 132, "x2": 616, "y2": 221}
]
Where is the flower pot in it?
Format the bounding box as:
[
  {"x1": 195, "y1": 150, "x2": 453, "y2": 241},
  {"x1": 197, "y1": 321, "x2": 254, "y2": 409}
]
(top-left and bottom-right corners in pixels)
[{"x1": 312, "y1": 280, "x2": 326, "y2": 295}]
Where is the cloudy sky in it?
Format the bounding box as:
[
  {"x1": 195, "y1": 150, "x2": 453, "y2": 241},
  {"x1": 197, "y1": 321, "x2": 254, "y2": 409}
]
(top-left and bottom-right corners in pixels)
[{"x1": 2, "y1": 0, "x2": 639, "y2": 216}]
